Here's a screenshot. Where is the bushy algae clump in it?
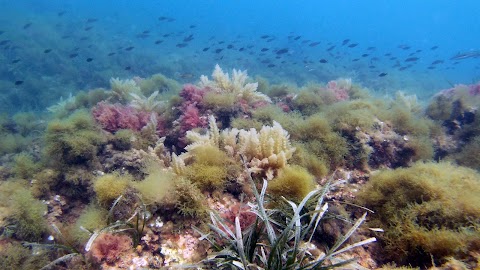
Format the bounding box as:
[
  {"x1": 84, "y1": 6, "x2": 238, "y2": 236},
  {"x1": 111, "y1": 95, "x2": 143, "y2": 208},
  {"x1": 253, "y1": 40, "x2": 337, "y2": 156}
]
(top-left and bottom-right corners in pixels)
[{"x1": 356, "y1": 162, "x2": 480, "y2": 267}]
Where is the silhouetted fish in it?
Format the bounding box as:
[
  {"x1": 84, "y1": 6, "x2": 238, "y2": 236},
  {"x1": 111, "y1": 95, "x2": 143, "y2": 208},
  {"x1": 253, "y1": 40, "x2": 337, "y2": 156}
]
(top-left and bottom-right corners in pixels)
[
  {"x1": 294, "y1": 36, "x2": 301, "y2": 40},
  {"x1": 183, "y1": 34, "x2": 194, "y2": 42},
  {"x1": 348, "y1": 43, "x2": 358, "y2": 48},
  {"x1": 261, "y1": 35, "x2": 269, "y2": 39},
  {"x1": 267, "y1": 64, "x2": 275, "y2": 68},
  {"x1": 0, "y1": 31, "x2": 3, "y2": 35},
  {"x1": 15, "y1": 80, "x2": 24, "y2": 85},
  {"x1": 227, "y1": 44, "x2": 234, "y2": 49},
  {"x1": 189, "y1": 25, "x2": 196, "y2": 29},
  {"x1": 23, "y1": 23, "x2": 32, "y2": 29},
  {"x1": 57, "y1": 11, "x2": 66, "y2": 16},
  {"x1": 84, "y1": 26, "x2": 93, "y2": 31},
  {"x1": 327, "y1": 45, "x2": 335, "y2": 51},
  {"x1": 276, "y1": 48, "x2": 289, "y2": 55},
  {"x1": 450, "y1": 51, "x2": 480, "y2": 60},
  {"x1": 108, "y1": 52, "x2": 116, "y2": 56},
  {"x1": 362, "y1": 54, "x2": 369, "y2": 57},
  {"x1": 44, "y1": 49, "x2": 52, "y2": 53},
  {"x1": 239, "y1": 47, "x2": 245, "y2": 52},
  {"x1": 125, "y1": 46, "x2": 135, "y2": 51},
  {"x1": 342, "y1": 39, "x2": 350, "y2": 45},
  {"x1": 266, "y1": 38, "x2": 275, "y2": 42},
  {"x1": 11, "y1": 59, "x2": 20, "y2": 64},
  {"x1": 176, "y1": 43, "x2": 188, "y2": 48},
  {"x1": 352, "y1": 58, "x2": 360, "y2": 62},
  {"x1": 378, "y1": 72, "x2": 387, "y2": 77},
  {"x1": 69, "y1": 53, "x2": 78, "y2": 58},
  {"x1": 367, "y1": 47, "x2": 376, "y2": 50},
  {"x1": 261, "y1": 48, "x2": 269, "y2": 52},
  {"x1": 405, "y1": 57, "x2": 419, "y2": 62},
  {"x1": 86, "y1": 58, "x2": 93, "y2": 62},
  {"x1": 319, "y1": 59, "x2": 328, "y2": 63},
  {"x1": 125, "y1": 66, "x2": 131, "y2": 70},
  {"x1": 431, "y1": 60, "x2": 444, "y2": 65},
  {"x1": 309, "y1": 41, "x2": 320, "y2": 47},
  {"x1": 202, "y1": 47, "x2": 209, "y2": 52},
  {"x1": 154, "y1": 40, "x2": 163, "y2": 44},
  {"x1": 430, "y1": 46, "x2": 439, "y2": 50},
  {"x1": 215, "y1": 48, "x2": 223, "y2": 53}
]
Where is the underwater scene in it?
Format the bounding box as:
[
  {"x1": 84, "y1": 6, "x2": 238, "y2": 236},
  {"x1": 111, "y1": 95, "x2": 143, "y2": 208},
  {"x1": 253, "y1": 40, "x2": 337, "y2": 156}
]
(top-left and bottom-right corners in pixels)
[{"x1": 0, "y1": 0, "x2": 479, "y2": 269}]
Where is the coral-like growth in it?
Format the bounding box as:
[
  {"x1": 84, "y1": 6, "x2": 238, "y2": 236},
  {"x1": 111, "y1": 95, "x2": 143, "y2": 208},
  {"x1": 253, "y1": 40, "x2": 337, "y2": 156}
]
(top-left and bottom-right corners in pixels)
[
  {"x1": 89, "y1": 233, "x2": 133, "y2": 263},
  {"x1": 199, "y1": 64, "x2": 271, "y2": 104},
  {"x1": 355, "y1": 162, "x2": 480, "y2": 267},
  {"x1": 109, "y1": 77, "x2": 141, "y2": 103},
  {"x1": 185, "y1": 116, "x2": 295, "y2": 179},
  {"x1": 92, "y1": 102, "x2": 164, "y2": 134}
]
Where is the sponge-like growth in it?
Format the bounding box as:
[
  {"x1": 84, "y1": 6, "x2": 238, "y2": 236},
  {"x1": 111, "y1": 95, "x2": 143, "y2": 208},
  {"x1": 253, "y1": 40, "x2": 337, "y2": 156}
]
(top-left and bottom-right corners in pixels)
[
  {"x1": 93, "y1": 173, "x2": 131, "y2": 206},
  {"x1": 267, "y1": 165, "x2": 316, "y2": 202},
  {"x1": 356, "y1": 162, "x2": 480, "y2": 267}
]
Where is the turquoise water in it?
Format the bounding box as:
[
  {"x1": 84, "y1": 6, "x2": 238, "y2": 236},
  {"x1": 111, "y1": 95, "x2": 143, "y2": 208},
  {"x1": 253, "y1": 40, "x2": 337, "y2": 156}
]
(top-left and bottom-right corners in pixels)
[{"x1": 1, "y1": 0, "x2": 479, "y2": 113}]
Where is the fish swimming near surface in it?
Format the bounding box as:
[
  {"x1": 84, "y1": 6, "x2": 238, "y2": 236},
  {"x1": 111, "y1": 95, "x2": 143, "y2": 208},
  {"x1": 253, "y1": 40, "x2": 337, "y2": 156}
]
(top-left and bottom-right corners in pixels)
[{"x1": 450, "y1": 51, "x2": 480, "y2": 60}]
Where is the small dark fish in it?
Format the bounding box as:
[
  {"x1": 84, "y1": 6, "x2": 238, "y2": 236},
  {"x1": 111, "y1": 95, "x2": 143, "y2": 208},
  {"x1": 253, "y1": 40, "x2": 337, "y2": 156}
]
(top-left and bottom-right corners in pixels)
[
  {"x1": 402, "y1": 46, "x2": 411, "y2": 50},
  {"x1": 125, "y1": 46, "x2": 135, "y2": 51},
  {"x1": 266, "y1": 38, "x2": 275, "y2": 42},
  {"x1": 202, "y1": 47, "x2": 209, "y2": 52},
  {"x1": 189, "y1": 25, "x2": 196, "y2": 29},
  {"x1": 142, "y1": 30, "x2": 150, "y2": 34},
  {"x1": 348, "y1": 43, "x2": 358, "y2": 48},
  {"x1": 309, "y1": 41, "x2": 321, "y2": 47},
  {"x1": 0, "y1": 31, "x2": 3, "y2": 35},
  {"x1": 261, "y1": 48, "x2": 269, "y2": 52},
  {"x1": 15, "y1": 80, "x2": 24, "y2": 85},
  {"x1": 319, "y1": 59, "x2": 328, "y2": 63},
  {"x1": 84, "y1": 26, "x2": 93, "y2": 31},
  {"x1": 389, "y1": 57, "x2": 397, "y2": 60},
  {"x1": 430, "y1": 46, "x2": 439, "y2": 50},
  {"x1": 23, "y1": 23, "x2": 32, "y2": 29},
  {"x1": 301, "y1": 40, "x2": 311, "y2": 44},
  {"x1": 327, "y1": 45, "x2": 335, "y2": 51},
  {"x1": 44, "y1": 49, "x2": 52, "y2": 53},
  {"x1": 215, "y1": 48, "x2": 223, "y2": 53},
  {"x1": 163, "y1": 33, "x2": 171, "y2": 37},
  {"x1": 11, "y1": 59, "x2": 20, "y2": 64},
  {"x1": 154, "y1": 40, "x2": 163, "y2": 44},
  {"x1": 431, "y1": 60, "x2": 444, "y2": 65},
  {"x1": 125, "y1": 66, "x2": 131, "y2": 70},
  {"x1": 61, "y1": 35, "x2": 71, "y2": 39},
  {"x1": 136, "y1": 33, "x2": 150, "y2": 39},
  {"x1": 80, "y1": 36, "x2": 89, "y2": 41},
  {"x1": 378, "y1": 72, "x2": 387, "y2": 77},
  {"x1": 108, "y1": 52, "x2": 116, "y2": 56},
  {"x1": 167, "y1": 18, "x2": 175, "y2": 22},
  {"x1": 57, "y1": 11, "x2": 66, "y2": 16},
  {"x1": 239, "y1": 47, "x2": 245, "y2": 52},
  {"x1": 86, "y1": 18, "x2": 98, "y2": 23},
  {"x1": 384, "y1": 53, "x2": 392, "y2": 56},
  {"x1": 294, "y1": 36, "x2": 301, "y2": 40},
  {"x1": 399, "y1": 66, "x2": 408, "y2": 71},
  {"x1": 218, "y1": 41, "x2": 225, "y2": 44},
  {"x1": 261, "y1": 35, "x2": 269, "y2": 39},
  {"x1": 261, "y1": 59, "x2": 270, "y2": 64},
  {"x1": 227, "y1": 44, "x2": 234, "y2": 49},
  {"x1": 450, "y1": 51, "x2": 480, "y2": 60},
  {"x1": 183, "y1": 34, "x2": 194, "y2": 42},
  {"x1": 427, "y1": 66, "x2": 436, "y2": 70},
  {"x1": 342, "y1": 39, "x2": 350, "y2": 45},
  {"x1": 361, "y1": 53, "x2": 369, "y2": 57},
  {"x1": 267, "y1": 64, "x2": 275, "y2": 68},
  {"x1": 405, "y1": 57, "x2": 419, "y2": 62},
  {"x1": 176, "y1": 43, "x2": 188, "y2": 48},
  {"x1": 69, "y1": 53, "x2": 78, "y2": 58},
  {"x1": 367, "y1": 46, "x2": 376, "y2": 50},
  {"x1": 158, "y1": 16, "x2": 167, "y2": 21},
  {"x1": 369, "y1": 65, "x2": 376, "y2": 69},
  {"x1": 86, "y1": 57, "x2": 93, "y2": 62},
  {"x1": 352, "y1": 58, "x2": 360, "y2": 62},
  {"x1": 416, "y1": 49, "x2": 422, "y2": 53},
  {"x1": 276, "y1": 48, "x2": 289, "y2": 55}
]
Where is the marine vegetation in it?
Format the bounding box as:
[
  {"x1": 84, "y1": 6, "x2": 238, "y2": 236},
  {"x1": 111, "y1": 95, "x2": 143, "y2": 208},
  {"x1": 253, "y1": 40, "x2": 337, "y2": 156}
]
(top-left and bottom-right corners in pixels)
[{"x1": 355, "y1": 162, "x2": 480, "y2": 267}]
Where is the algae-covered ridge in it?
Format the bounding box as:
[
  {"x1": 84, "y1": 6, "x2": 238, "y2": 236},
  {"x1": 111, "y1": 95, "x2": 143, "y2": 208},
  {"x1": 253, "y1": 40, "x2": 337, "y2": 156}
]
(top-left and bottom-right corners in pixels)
[{"x1": 0, "y1": 65, "x2": 479, "y2": 269}]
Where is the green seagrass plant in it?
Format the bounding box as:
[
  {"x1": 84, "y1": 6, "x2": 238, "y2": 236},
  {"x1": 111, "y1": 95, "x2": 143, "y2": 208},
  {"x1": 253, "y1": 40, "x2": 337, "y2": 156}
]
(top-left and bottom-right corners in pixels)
[{"x1": 196, "y1": 159, "x2": 376, "y2": 269}]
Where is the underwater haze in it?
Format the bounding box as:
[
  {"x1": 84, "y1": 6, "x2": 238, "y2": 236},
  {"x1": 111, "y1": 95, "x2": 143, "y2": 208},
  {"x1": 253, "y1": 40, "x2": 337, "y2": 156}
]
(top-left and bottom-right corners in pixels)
[{"x1": 1, "y1": 0, "x2": 479, "y2": 113}]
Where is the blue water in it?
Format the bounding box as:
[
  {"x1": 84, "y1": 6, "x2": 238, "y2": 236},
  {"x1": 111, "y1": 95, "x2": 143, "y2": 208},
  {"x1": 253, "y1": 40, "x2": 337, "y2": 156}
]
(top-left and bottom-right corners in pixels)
[{"x1": 1, "y1": 0, "x2": 479, "y2": 113}]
